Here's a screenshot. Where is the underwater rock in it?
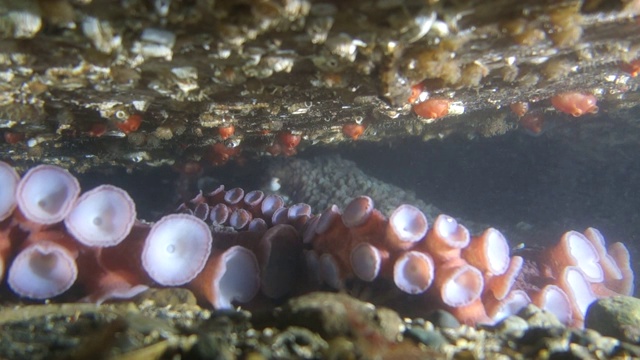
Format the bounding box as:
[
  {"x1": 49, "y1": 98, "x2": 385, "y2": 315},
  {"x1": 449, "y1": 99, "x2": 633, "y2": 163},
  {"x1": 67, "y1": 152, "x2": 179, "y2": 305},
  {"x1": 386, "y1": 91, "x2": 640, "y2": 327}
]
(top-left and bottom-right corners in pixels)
[
  {"x1": 424, "y1": 309, "x2": 461, "y2": 329},
  {"x1": 276, "y1": 291, "x2": 404, "y2": 342},
  {"x1": 585, "y1": 296, "x2": 640, "y2": 344},
  {"x1": 517, "y1": 304, "x2": 566, "y2": 330},
  {"x1": 494, "y1": 315, "x2": 529, "y2": 338},
  {"x1": 133, "y1": 288, "x2": 198, "y2": 308}
]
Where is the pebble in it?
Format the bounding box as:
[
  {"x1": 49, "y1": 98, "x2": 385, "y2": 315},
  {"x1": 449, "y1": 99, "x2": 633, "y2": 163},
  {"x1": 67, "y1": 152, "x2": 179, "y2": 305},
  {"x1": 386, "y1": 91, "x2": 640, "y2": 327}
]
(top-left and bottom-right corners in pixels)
[
  {"x1": 425, "y1": 309, "x2": 461, "y2": 329},
  {"x1": 495, "y1": 316, "x2": 529, "y2": 338},
  {"x1": 1, "y1": 292, "x2": 640, "y2": 359},
  {"x1": 133, "y1": 288, "x2": 198, "y2": 307},
  {"x1": 404, "y1": 327, "x2": 449, "y2": 349},
  {"x1": 271, "y1": 326, "x2": 328, "y2": 359},
  {"x1": 187, "y1": 332, "x2": 235, "y2": 360},
  {"x1": 516, "y1": 304, "x2": 565, "y2": 329}
]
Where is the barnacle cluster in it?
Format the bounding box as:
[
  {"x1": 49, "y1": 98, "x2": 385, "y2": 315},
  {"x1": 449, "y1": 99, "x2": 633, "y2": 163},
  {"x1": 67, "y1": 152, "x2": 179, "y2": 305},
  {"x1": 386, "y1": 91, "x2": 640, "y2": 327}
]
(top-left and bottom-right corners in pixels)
[{"x1": 0, "y1": 0, "x2": 639, "y2": 169}]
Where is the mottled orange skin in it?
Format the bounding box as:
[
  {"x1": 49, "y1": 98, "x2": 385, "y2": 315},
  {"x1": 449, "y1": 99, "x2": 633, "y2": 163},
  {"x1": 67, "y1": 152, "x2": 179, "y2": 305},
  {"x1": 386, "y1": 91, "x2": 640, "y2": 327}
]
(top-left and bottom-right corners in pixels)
[
  {"x1": 551, "y1": 92, "x2": 598, "y2": 117},
  {"x1": 413, "y1": 98, "x2": 450, "y2": 119},
  {"x1": 510, "y1": 102, "x2": 529, "y2": 117},
  {"x1": 218, "y1": 125, "x2": 235, "y2": 140},
  {"x1": 116, "y1": 114, "x2": 142, "y2": 133},
  {"x1": 342, "y1": 123, "x2": 365, "y2": 140}
]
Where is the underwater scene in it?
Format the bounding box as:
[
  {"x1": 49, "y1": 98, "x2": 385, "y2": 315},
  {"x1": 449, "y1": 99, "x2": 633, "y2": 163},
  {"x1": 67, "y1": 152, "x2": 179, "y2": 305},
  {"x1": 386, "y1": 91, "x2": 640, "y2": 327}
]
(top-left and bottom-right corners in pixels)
[{"x1": 1, "y1": 0, "x2": 640, "y2": 359}]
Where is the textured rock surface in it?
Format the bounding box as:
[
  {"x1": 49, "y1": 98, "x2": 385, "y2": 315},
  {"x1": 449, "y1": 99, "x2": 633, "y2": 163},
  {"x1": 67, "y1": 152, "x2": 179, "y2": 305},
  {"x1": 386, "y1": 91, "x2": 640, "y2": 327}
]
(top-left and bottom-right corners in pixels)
[
  {"x1": 276, "y1": 291, "x2": 404, "y2": 342},
  {"x1": 0, "y1": 0, "x2": 639, "y2": 171},
  {"x1": 586, "y1": 296, "x2": 640, "y2": 344},
  {"x1": 1, "y1": 1, "x2": 640, "y2": 357},
  {"x1": 2, "y1": 290, "x2": 638, "y2": 359}
]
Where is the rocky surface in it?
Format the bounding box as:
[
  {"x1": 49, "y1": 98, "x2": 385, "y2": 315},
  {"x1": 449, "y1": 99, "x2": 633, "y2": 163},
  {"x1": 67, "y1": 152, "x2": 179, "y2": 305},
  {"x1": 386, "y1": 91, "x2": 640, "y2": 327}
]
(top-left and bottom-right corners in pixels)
[
  {"x1": 0, "y1": 0, "x2": 639, "y2": 171},
  {"x1": 1, "y1": 2, "x2": 640, "y2": 358},
  {"x1": 1, "y1": 290, "x2": 639, "y2": 359},
  {"x1": 586, "y1": 296, "x2": 640, "y2": 345}
]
